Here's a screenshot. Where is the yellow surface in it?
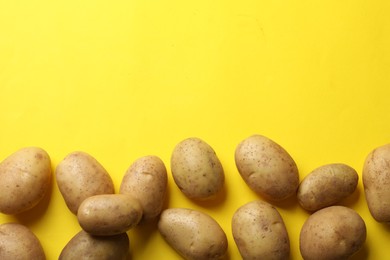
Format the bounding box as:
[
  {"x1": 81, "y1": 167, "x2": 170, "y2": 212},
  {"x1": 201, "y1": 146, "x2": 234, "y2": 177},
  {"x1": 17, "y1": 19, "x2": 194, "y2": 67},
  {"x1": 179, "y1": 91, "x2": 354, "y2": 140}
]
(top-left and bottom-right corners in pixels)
[{"x1": 0, "y1": 0, "x2": 390, "y2": 259}]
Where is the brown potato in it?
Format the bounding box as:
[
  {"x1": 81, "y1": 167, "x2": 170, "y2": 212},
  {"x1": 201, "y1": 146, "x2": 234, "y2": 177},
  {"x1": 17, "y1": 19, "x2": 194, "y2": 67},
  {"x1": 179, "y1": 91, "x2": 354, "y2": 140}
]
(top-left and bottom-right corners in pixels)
[
  {"x1": 297, "y1": 163, "x2": 358, "y2": 211},
  {"x1": 363, "y1": 143, "x2": 390, "y2": 222},
  {"x1": 158, "y1": 208, "x2": 228, "y2": 260},
  {"x1": 119, "y1": 155, "x2": 168, "y2": 220},
  {"x1": 77, "y1": 194, "x2": 143, "y2": 236},
  {"x1": 59, "y1": 230, "x2": 129, "y2": 260},
  {"x1": 0, "y1": 147, "x2": 51, "y2": 215},
  {"x1": 0, "y1": 223, "x2": 45, "y2": 260},
  {"x1": 232, "y1": 200, "x2": 290, "y2": 260},
  {"x1": 171, "y1": 138, "x2": 224, "y2": 200},
  {"x1": 235, "y1": 135, "x2": 299, "y2": 201},
  {"x1": 300, "y1": 206, "x2": 366, "y2": 260},
  {"x1": 55, "y1": 151, "x2": 115, "y2": 214}
]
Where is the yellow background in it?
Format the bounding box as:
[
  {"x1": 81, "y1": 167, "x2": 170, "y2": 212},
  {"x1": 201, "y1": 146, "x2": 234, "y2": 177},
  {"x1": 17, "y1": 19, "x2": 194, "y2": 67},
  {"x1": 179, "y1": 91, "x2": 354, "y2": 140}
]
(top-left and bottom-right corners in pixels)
[{"x1": 1, "y1": 0, "x2": 390, "y2": 259}]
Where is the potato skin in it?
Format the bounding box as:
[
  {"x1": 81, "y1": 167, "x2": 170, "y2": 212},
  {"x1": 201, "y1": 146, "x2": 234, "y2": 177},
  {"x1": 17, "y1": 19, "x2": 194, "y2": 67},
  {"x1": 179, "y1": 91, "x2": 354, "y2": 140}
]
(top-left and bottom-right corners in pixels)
[
  {"x1": 59, "y1": 230, "x2": 129, "y2": 260},
  {"x1": 232, "y1": 200, "x2": 290, "y2": 260},
  {"x1": 55, "y1": 151, "x2": 115, "y2": 214},
  {"x1": 0, "y1": 147, "x2": 51, "y2": 215},
  {"x1": 299, "y1": 206, "x2": 366, "y2": 260},
  {"x1": 235, "y1": 135, "x2": 299, "y2": 201},
  {"x1": 363, "y1": 144, "x2": 390, "y2": 222},
  {"x1": 297, "y1": 163, "x2": 358, "y2": 211},
  {"x1": 158, "y1": 208, "x2": 228, "y2": 260},
  {"x1": 77, "y1": 194, "x2": 143, "y2": 236},
  {"x1": 171, "y1": 138, "x2": 224, "y2": 200},
  {"x1": 119, "y1": 155, "x2": 168, "y2": 220},
  {"x1": 0, "y1": 223, "x2": 46, "y2": 260}
]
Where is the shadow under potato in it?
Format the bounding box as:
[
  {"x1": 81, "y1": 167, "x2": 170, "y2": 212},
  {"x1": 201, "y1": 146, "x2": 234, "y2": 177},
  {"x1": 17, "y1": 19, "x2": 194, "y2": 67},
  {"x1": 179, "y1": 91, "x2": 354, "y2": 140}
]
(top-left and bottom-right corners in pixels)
[
  {"x1": 128, "y1": 217, "x2": 159, "y2": 258},
  {"x1": 127, "y1": 184, "x2": 171, "y2": 252},
  {"x1": 339, "y1": 186, "x2": 361, "y2": 209},
  {"x1": 189, "y1": 185, "x2": 228, "y2": 209},
  {"x1": 266, "y1": 192, "x2": 301, "y2": 211},
  {"x1": 13, "y1": 172, "x2": 54, "y2": 226},
  {"x1": 350, "y1": 242, "x2": 369, "y2": 260}
]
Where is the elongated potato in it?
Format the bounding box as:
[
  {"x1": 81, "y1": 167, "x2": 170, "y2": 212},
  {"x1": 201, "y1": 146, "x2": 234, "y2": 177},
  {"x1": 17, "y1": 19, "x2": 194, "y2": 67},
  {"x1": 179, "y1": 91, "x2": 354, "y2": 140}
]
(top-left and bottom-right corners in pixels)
[
  {"x1": 77, "y1": 194, "x2": 143, "y2": 236},
  {"x1": 59, "y1": 230, "x2": 129, "y2": 260},
  {"x1": 119, "y1": 155, "x2": 168, "y2": 220},
  {"x1": 158, "y1": 208, "x2": 228, "y2": 260},
  {"x1": 55, "y1": 151, "x2": 115, "y2": 214},
  {"x1": 235, "y1": 135, "x2": 299, "y2": 201},
  {"x1": 297, "y1": 163, "x2": 358, "y2": 211},
  {"x1": 0, "y1": 223, "x2": 46, "y2": 260},
  {"x1": 363, "y1": 143, "x2": 390, "y2": 222},
  {"x1": 171, "y1": 138, "x2": 224, "y2": 200},
  {"x1": 300, "y1": 206, "x2": 366, "y2": 260},
  {"x1": 0, "y1": 147, "x2": 51, "y2": 215},
  {"x1": 232, "y1": 200, "x2": 290, "y2": 260}
]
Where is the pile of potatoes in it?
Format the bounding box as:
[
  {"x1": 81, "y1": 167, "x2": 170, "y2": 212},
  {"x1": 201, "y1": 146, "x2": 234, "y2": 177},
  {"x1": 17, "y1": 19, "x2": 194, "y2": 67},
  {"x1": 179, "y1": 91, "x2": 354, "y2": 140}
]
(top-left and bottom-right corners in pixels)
[
  {"x1": 0, "y1": 148, "x2": 168, "y2": 259},
  {"x1": 1, "y1": 135, "x2": 390, "y2": 259},
  {"x1": 234, "y1": 135, "x2": 366, "y2": 260}
]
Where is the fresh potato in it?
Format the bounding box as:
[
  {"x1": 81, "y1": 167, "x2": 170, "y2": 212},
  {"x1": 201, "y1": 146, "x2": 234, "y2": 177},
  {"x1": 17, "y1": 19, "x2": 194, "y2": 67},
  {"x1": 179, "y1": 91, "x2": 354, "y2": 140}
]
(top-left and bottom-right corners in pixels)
[
  {"x1": 55, "y1": 151, "x2": 115, "y2": 214},
  {"x1": 0, "y1": 223, "x2": 46, "y2": 260},
  {"x1": 77, "y1": 194, "x2": 143, "y2": 236},
  {"x1": 232, "y1": 200, "x2": 290, "y2": 260},
  {"x1": 300, "y1": 206, "x2": 366, "y2": 260},
  {"x1": 119, "y1": 155, "x2": 168, "y2": 220},
  {"x1": 363, "y1": 143, "x2": 390, "y2": 222},
  {"x1": 235, "y1": 135, "x2": 299, "y2": 201},
  {"x1": 158, "y1": 208, "x2": 228, "y2": 260},
  {"x1": 0, "y1": 147, "x2": 51, "y2": 215},
  {"x1": 59, "y1": 230, "x2": 129, "y2": 260},
  {"x1": 297, "y1": 163, "x2": 358, "y2": 211},
  {"x1": 171, "y1": 138, "x2": 224, "y2": 200}
]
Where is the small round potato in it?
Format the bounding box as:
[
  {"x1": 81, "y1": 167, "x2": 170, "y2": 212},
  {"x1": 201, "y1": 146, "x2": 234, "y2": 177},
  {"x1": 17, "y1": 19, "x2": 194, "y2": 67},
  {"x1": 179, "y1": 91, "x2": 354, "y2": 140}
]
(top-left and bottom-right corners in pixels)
[
  {"x1": 363, "y1": 143, "x2": 390, "y2": 222},
  {"x1": 158, "y1": 208, "x2": 228, "y2": 260},
  {"x1": 119, "y1": 155, "x2": 168, "y2": 220},
  {"x1": 300, "y1": 206, "x2": 366, "y2": 260},
  {"x1": 235, "y1": 135, "x2": 299, "y2": 201},
  {"x1": 55, "y1": 151, "x2": 115, "y2": 214},
  {"x1": 171, "y1": 138, "x2": 224, "y2": 200},
  {"x1": 0, "y1": 147, "x2": 52, "y2": 215},
  {"x1": 77, "y1": 194, "x2": 143, "y2": 236},
  {"x1": 232, "y1": 200, "x2": 290, "y2": 260},
  {"x1": 59, "y1": 230, "x2": 129, "y2": 260},
  {"x1": 0, "y1": 223, "x2": 45, "y2": 260},
  {"x1": 297, "y1": 163, "x2": 358, "y2": 212}
]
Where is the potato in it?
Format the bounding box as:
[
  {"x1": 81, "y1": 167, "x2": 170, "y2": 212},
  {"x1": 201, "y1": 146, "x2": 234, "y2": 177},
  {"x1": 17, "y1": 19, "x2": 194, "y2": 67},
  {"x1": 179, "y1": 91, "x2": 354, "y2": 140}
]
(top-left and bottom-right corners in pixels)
[
  {"x1": 300, "y1": 206, "x2": 366, "y2": 260},
  {"x1": 77, "y1": 194, "x2": 143, "y2": 236},
  {"x1": 55, "y1": 151, "x2": 115, "y2": 214},
  {"x1": 363, "y1": 143, "x2": 390, "y2": 222},
  {"x1": 59, "y1": 230, "x2": 129, "y2": 260},
  {"x1": 119, "y1": 155, "x2": 167, "y2": 220},
  {"x1": 235, "y1": 135, "x2": 299, "y2": 201},
  {"x1": 158, "y1": 208, "x2": 228, "y2": 260},
  {"x1": 0, "y1": 147, "x2": 51, "y2": 215},
  {"x1": 297, "y1": 163, "x2": 358, "y2": 212},
  {"x1": 171, "y1": 138, "x2": 224, "y2": 200},
  {"x1": 0, "y1": 223, "x2": 45, "y2": 260},
  {"x1": 232, "y1": 200, "x2": 290, "y2": 260}
]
